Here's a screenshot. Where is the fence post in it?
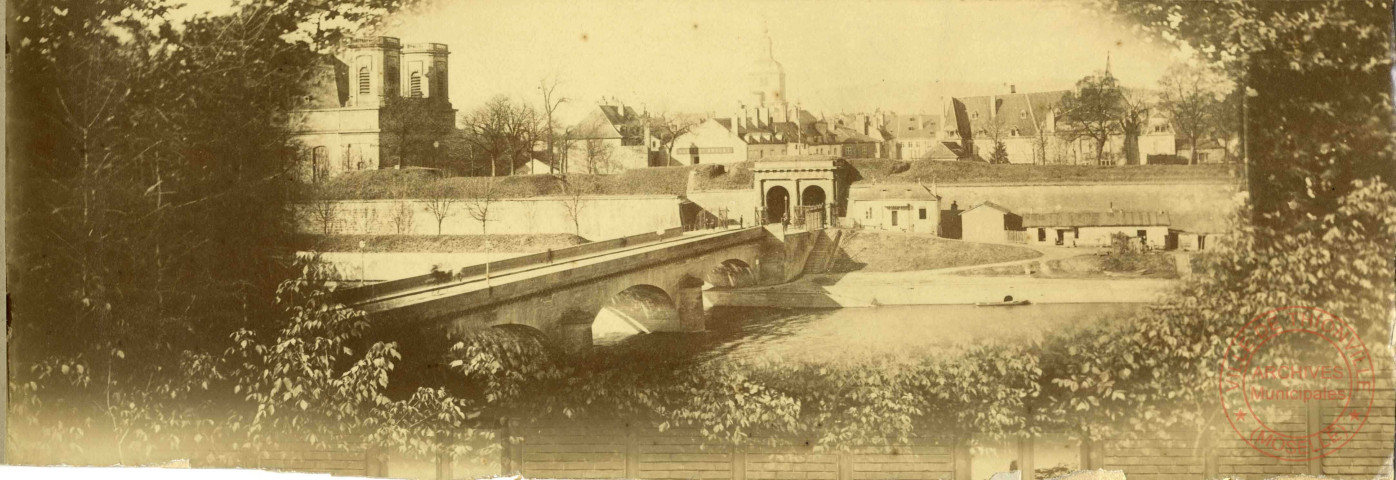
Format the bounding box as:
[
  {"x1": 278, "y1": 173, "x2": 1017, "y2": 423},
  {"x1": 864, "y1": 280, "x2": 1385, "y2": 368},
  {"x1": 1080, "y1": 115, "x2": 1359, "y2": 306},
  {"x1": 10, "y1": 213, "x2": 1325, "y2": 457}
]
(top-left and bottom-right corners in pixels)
[
  {"x1": 731, "y1": 444, "x2": 747, "y2": 480},
  {"x1": 837, "y1": 450, "x2": 853, "y2": 480},
  {"x1": 365, "y1": 445, "x2": 387, "y2": 477},
  {"x1": 1018, "y1": 437, "x2": 1035, "y2": 480},
  {"x1": 625, "y1": 422, "x2": 639, "y2": 478},
  {"x1": 1306, "y1": 400, "x2": 1323, "y2": 475},
  {"x1": 1203, "y1": 430, "x2": 1219, "y2": 480},
  {"x1": 435, "y1": 432, "x2": 453, "y2": 480},
  {"x1": 500, "y1": 419, "x2": 523, "y2": 476},
  {"x1": 953, "y1": 441, "x2": 972, "y2": 480}
]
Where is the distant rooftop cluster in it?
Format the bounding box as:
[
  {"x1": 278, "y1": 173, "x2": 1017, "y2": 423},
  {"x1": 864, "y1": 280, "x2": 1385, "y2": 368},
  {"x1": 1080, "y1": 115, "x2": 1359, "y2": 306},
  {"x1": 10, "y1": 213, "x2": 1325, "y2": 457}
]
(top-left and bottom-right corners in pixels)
[{"x1": 288, "y1": 34, "x2": 1229, "y2": 182}]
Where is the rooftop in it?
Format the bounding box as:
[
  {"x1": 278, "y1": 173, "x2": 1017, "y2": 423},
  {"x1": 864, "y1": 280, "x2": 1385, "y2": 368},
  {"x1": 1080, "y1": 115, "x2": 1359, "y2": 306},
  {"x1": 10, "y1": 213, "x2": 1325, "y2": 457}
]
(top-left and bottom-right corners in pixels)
[
  {"x1": 849, "y1": 183, "x2": 940, "y2": 201},
  {"x1": 1022, "y1": 211, "x2": 1171, "y2": 228}
]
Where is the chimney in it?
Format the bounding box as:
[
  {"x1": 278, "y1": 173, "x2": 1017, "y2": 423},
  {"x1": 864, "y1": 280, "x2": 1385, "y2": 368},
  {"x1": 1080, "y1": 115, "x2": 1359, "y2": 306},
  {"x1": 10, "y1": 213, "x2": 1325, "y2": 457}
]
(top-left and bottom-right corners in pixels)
[
  {"x1": 1010, "y1": 84, "x2": 1017, "y2": 94},
  {"x1": 951, "y1": 201, "x2": 959, "y2": 212}
]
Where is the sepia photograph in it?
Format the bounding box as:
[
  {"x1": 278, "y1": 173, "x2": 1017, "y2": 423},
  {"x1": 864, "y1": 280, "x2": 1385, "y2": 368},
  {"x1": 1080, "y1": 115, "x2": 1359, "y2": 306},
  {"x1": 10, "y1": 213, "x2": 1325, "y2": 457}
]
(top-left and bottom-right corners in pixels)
[{"x1": 4, "y1": 0, "x2": 1395, "y2": 479}]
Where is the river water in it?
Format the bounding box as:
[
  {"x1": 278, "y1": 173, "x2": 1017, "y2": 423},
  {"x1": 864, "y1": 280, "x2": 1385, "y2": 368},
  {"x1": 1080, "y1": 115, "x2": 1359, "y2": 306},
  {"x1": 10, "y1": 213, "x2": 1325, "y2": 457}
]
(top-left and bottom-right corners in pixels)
[{"x1": 603, "y1": 303, "x2": 1149, "y2": 365}]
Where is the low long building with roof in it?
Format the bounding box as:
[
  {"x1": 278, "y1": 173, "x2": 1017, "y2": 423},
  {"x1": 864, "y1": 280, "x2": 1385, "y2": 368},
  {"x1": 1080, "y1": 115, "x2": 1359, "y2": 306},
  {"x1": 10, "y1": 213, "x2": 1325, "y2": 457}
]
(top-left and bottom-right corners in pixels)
[{"x1": 1022, "y1": 210, "x2": 1170, "y2": 247}]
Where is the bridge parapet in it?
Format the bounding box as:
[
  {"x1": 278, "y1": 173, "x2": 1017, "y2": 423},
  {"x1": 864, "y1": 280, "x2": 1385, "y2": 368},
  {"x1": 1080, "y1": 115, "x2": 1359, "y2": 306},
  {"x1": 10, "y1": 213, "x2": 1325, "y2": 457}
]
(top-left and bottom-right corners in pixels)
[{"x1": 334, "y1": 226, "x2": 686, "y2": 305}]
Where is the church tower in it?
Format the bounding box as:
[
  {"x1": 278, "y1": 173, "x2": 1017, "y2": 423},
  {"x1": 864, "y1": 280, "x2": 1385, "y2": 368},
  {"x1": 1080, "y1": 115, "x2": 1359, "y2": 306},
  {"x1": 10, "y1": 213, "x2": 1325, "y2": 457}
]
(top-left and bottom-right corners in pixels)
[
  {"x1": 748, "y1": 34, "x2": 787, "y2": 111},
  {"x1": 400, "y1": 43, "x2": 450, "y2": 101},
  {"x1": 345, "y1": 36, "x2": 401, "y2": 108}
]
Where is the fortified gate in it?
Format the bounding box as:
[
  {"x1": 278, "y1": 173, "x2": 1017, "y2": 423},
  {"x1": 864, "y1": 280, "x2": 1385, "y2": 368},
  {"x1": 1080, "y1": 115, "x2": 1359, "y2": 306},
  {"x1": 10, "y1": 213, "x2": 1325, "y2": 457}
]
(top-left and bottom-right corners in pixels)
[{"x1": 752, "y1": 155, "x2": 845, "y2": 227}]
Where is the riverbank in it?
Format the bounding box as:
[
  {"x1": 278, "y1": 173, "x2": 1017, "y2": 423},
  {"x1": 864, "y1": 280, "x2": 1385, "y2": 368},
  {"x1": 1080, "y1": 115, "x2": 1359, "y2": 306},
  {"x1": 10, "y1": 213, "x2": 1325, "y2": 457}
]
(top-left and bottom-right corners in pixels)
[{"x1": 706, "y1": 270, "x2": 1177, "y2": 307}]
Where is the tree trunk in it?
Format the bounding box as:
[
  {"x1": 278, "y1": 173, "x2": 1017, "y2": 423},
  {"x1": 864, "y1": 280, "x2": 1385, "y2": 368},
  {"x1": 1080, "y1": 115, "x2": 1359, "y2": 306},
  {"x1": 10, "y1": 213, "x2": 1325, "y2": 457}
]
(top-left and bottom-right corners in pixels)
[
  {"x1": 1190, "y1": 138, "x2": 1199, "y2": 165},
  {"x1": 1094, "y1": 138, "x2": 1107, "y2": 165}
]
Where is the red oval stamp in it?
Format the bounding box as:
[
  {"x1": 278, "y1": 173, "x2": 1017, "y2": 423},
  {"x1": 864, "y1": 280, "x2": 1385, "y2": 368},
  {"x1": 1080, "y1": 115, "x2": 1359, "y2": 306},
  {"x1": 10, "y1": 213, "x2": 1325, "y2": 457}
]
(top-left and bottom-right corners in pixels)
[{"x1": 1218, "y1": 306, "x2": 1376, "y2": 461}]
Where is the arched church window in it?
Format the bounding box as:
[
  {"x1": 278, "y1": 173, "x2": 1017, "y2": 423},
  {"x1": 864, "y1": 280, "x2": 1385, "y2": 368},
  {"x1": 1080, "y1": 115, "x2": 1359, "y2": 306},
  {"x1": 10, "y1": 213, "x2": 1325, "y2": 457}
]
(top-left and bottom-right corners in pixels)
[
  {"x1": 358, "y1": 66, "x2": 371, "y2": 95},
  {"x1": 410, "y1": 72, "x2": 423, "y2": 98}
]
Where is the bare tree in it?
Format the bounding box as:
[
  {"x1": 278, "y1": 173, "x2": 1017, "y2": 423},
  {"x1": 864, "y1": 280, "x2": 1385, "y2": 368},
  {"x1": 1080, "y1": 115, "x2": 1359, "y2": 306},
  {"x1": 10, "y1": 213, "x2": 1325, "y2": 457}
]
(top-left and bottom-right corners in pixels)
[
  {"x1": 1028, "y1": 99, "x2": 1057, "y2": 164},
  {"x1": 464, "y1": 178, "x2": 499, "y2": 285},
  {"x1": 463, "y1": 95, "x2": 540, "y2": 177},
  {"x1": 420, "y1": 185, "x2": 458, "y2": 235},
  {"x1": 974, "y1": 113, "x2": 1010, "y2": 163},
  {"x1": 559, "y1": 175, "x2": 596, "y2": 237},
  {"x1": 381, "y1": 96, "x2": 452, "y2": 169},
  {"x1": 308, "y1": 197, "x2": 341, "y2": 235},
  {"x1": 390, "y1": 201, "x2": 415, "y2": 234},
  {"x1": 538, "y1": 76, "x2": 569, "y2": 174},
  {"x1": 648, "y1": 111, "x2": 703, "y2": 167},
  {"x1": 1118, "y1": 90, "x2": 1152, "y2": 165},
  {"x1": 1157, "y1": 63, "x2": 1231, "y2": 165}
]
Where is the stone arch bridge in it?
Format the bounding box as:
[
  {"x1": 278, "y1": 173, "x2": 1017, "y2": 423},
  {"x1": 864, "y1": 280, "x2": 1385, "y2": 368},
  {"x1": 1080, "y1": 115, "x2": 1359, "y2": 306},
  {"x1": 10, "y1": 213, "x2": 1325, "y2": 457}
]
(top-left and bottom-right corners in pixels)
[{"x1": 341, "y1": 227, "x2": 784, "y2": 354}]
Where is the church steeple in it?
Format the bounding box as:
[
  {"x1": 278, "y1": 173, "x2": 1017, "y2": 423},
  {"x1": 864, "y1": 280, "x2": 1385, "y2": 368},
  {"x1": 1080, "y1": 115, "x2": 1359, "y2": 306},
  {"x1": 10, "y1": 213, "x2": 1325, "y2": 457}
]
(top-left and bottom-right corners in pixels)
[{"x1": 749, "y1": 28, "x2": 786, "y2": 109}]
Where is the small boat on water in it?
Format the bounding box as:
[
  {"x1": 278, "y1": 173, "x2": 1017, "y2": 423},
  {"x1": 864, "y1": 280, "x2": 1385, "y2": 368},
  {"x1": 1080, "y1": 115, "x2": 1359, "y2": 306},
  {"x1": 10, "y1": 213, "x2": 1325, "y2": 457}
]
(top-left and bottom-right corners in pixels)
[
  {"x1": 976, "y1": 299, "x2": 1032, "y2": 307},
  {"x1": 976, "y1": 295, "x2": 1031, "y2": 307}
]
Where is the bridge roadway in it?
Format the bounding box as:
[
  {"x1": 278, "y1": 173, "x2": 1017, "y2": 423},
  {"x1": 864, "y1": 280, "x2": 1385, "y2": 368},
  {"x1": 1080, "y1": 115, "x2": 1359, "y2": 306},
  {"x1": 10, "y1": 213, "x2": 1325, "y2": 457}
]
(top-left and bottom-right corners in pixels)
[{"x1": 343, "y1": 226, "x2": 767, "y2": 352}]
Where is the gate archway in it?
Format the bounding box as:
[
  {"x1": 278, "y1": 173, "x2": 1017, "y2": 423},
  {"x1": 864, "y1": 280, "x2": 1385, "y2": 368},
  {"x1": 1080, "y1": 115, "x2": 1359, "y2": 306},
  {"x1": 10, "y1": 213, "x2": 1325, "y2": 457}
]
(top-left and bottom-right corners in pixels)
[
  {"x1": 801, "y1": 185, "x2": 826, "y2": 206},
  {"x1": 765, "y1": 186, "x2": 790, "y2": 224}
]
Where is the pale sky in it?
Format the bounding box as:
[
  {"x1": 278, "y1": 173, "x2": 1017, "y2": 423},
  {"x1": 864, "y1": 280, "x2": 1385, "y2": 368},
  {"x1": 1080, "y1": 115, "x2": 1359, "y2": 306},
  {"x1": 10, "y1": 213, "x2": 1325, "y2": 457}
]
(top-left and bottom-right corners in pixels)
[
  {"x1": 176, "y1": 0, "x2": 1184, "y2": 123},
  {"x1": 382, "y1": 0, "x2": 1182, "y2": 123}
]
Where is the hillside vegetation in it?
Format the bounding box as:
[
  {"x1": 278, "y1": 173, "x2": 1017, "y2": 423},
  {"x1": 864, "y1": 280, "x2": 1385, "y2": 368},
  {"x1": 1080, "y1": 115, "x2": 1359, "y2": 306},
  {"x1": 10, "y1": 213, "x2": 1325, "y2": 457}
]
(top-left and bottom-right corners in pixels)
[
  {"x1": 827, "y1": 230, "x2": 1041, "y2": 273},
  {"x1": 314, "y1": 166, "x2": 693, "y2": 200},
  {"x1": 845, "y1": 159, "x2": 1238, "y2": 185},
  {"x1": 311, "y1": 160, "x2": 1238, "y2": 200},
  {"x1": 292, "y1": 234, "x2": 588, "y2": 253}
]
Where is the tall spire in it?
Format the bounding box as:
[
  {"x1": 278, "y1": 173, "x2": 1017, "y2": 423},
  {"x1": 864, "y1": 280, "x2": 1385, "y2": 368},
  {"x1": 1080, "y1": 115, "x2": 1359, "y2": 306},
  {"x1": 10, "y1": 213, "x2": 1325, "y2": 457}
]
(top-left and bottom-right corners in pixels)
[{"x1": 1105, "y1": 50, "x2": 1112, "y2": 74}]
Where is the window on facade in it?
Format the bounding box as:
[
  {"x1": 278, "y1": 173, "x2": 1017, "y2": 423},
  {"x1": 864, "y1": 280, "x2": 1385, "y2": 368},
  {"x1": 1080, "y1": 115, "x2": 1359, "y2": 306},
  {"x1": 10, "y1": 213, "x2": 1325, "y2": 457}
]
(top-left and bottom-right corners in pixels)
[
  {"x1": 410, "y1": 72, "x2": 423, "y2": 97},
  {"x1": 865, "y1": 208, "x2": 872, "y2": 219},
  {"x1": 1011, "y1": 128, "x2": 1020, "y2": 136},
  {"x1": 1019, "y1": 110, "x2": 1027, "y2": 119},
  {"x1": 358, "y1": 66, "x2": 370, "y2": 95},
  {"x1": 972, "y1": 112, "x2": 979, "y2": 119},
  {"x1": 1153, "y1": 124, "x2": 1167, "y2": 133},
  {"x1": 918, "y1": 208, "x2": 927, "y2": 220}
]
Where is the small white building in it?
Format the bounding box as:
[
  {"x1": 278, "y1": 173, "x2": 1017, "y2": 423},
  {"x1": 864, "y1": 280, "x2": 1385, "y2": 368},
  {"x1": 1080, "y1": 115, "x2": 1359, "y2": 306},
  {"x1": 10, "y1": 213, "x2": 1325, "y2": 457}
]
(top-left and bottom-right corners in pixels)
[
  {"x1": 669, "y1": 118, "x2": 750, "y2": 166},
  {"x1": 960, "y1": 202, "x2": 1024, "y2": 244},
  {"x1": 1022, "y1": 211, "x2": 1170, "y2": 248},
  {"x1": 847, "y1": 183, "x2": 942, "y2": 234}
]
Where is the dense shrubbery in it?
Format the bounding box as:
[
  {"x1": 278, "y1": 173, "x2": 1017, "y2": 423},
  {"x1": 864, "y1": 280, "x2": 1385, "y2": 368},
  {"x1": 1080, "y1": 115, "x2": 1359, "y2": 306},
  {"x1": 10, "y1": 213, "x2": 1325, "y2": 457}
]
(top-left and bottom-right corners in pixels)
[{"x1": 422, "y1": 180, "x2": 1393, "y2": 453}]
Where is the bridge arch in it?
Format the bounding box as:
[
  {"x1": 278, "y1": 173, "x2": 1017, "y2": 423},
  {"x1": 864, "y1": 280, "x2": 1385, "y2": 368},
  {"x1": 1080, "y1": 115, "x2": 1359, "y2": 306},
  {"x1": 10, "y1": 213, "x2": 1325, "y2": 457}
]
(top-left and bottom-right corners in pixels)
[
  {"x1": 591, "y1": 284, "x2": 679, "y2": 345},
  {"x1": 706, "y1": 259, "x2": 756, "y2": 288}
]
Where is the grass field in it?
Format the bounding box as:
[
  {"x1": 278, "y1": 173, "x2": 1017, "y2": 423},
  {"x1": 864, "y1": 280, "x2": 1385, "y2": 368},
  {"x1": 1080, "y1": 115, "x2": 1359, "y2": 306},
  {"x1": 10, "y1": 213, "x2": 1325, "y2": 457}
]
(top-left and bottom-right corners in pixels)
[
  {"x1": 292, "y1": 234, "x2": 588, "y2": 253},
  {"x1": 845, "y1": 158, "x2": 1238, "y2": 185},
  {"x1": 314, "y1": 166, "x2": 694, "y2": 200},
  {"x1": 953, "y1": 252, "x2": 1180, "y2": 279},
  {"x1": 826, "y1": 230, "x2": 1041, "y2": 273}
]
